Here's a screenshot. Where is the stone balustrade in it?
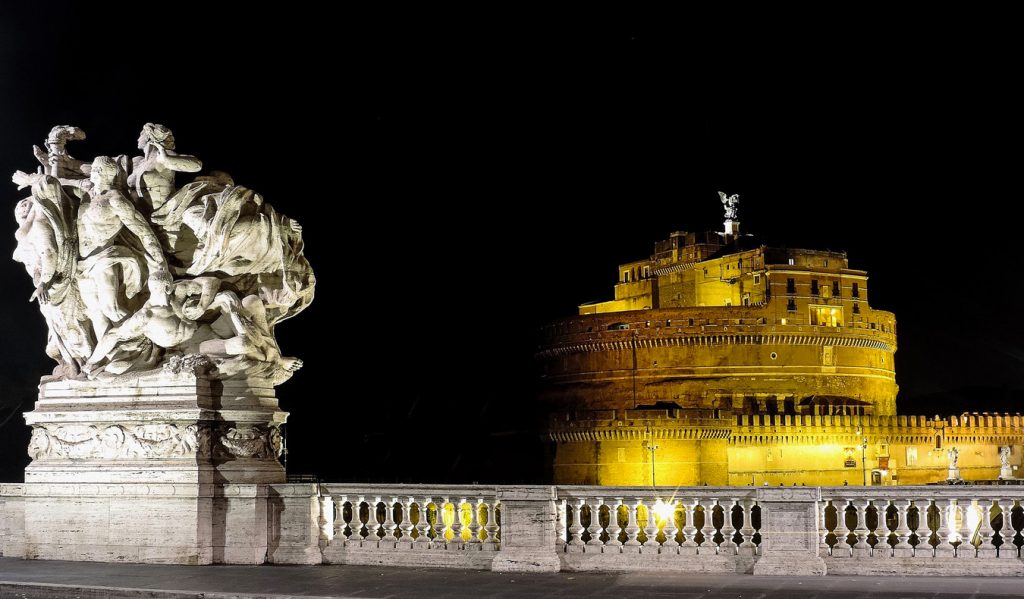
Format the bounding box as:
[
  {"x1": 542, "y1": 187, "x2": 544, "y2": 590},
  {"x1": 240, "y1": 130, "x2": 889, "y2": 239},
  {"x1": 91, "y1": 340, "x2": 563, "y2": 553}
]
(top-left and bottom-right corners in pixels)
[
  {"x1": 316, "y1": 484, "x2": 501, "y2": 570},
  {"x1": 555, "y1": 486, "x2": 760, "y2": 572},
  {"x1": 819, "y1": 486, "x2": 1024, "y2": 575},
  {"x1": 3, "y1": 483, "x2": 1024, "y2": 575}
]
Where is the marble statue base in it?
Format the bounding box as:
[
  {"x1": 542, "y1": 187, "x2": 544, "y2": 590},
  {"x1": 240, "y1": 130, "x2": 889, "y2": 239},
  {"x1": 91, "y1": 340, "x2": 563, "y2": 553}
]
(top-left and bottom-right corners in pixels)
[
  {"x1": 999, "y1": 467, "x2": 1014, "y2": 480},
  {"x1": 947, "y1": 468, "x2": 961, "y2": 482},
  {"x1": 19, "y1": 371, "x2": 286, "y2": 564}
]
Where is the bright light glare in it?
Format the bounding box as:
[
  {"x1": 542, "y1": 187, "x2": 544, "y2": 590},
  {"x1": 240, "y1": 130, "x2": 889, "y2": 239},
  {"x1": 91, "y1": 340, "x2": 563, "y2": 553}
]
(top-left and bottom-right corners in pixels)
[{"x1": 652, "y1": 499, "x2": 676, "y2": 523}]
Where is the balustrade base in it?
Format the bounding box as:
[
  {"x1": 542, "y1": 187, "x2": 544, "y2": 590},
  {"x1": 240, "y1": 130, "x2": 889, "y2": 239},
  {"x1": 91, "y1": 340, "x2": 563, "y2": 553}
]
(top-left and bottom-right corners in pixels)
[
  {"x1": 560, "y1": 551, "x2": 756, "y2": 573},
  {"x1": 491, "y1": 548, "x2": 561, "y2": 572},
  {"x1": 825, "y1": 557, "x2": 1024, "y2": 577},
  {"x1": 754, "y1": 555, "x2": 827, "y2": 576}
]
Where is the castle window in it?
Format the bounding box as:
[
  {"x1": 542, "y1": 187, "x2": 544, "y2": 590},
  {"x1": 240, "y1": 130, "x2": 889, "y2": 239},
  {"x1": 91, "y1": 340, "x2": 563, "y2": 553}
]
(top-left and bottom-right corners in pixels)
[
  {"x1": 787, "y1": 278, "x2": 796, "y2": 294},
  {"x1": 935, "y1": 435, "x2": 942, "y2": 450},
  {"x1": 753, "y1": 274, "x2": 761, "y2": 285},
  {"x1": 787, "y1": 299, "x2": 796, "y2": 312},
  {"x1": 832, "y1": 281, "x2": 840, "y2": 297},
  {"x1": 623, "y1": 271, "x2": 630, "y2": 283},
  {"x1": 810, "y1": 280, "x2": 819, "y2": 295},
  {"x1": 643, "y1": 266, "x2": 650, "y2": 279},
  {"x1": 853, "y1": 303, "x2": 860, "y2": 314},
  {"x1": 788, "y1": 258, "x2": 795, "y2": 265},
  {"x1": 810, "y1": 306, "x2": 843, "y2": 327},
  {"x1": 852, "y1": 283, "x2": 859, "y2": 298},
  {"x1": 688, "y1": 318, "x2": 694, "y2": 326}
]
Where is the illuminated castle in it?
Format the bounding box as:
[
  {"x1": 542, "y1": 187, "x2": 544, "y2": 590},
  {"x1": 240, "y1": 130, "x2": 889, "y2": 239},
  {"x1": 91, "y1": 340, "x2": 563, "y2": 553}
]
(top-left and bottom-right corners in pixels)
[{"x1": 539, "y1": 193, "x2": 1023, "y2": 486}]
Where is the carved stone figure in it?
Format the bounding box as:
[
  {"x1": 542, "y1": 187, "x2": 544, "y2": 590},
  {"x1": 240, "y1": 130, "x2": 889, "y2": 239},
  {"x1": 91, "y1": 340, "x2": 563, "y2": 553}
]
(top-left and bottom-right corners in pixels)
[
  {"x1": 12, "y1": 124, "x2": 315, "y2": 383},
  {"x1": 127, "y1": 123, "x2": 203, "y2": 214},
  {"x1": 1000, "y1": 446, "x2": 1010, "y2": 468},
  {"x1": 719, "y1": 191, "x2": 739, "y2": 220},
  {"x1": 948, "y1": 447, "x2": 959, "y2": 469},
  {"x1": 33, "y1": 125, "x2": 90, "y2": 179}
]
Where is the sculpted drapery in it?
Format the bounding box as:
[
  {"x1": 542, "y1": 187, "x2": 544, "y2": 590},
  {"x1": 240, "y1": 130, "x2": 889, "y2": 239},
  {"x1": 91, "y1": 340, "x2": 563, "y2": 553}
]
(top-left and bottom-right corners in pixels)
[{"x1": 12, "y1": 124, "x2": 314, "y2": 384}]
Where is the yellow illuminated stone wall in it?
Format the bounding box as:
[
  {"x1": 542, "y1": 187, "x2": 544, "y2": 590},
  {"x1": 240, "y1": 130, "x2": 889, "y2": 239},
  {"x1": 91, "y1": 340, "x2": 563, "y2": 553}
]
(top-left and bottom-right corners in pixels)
[{"x1": 549, "y1": 413, "x2": 1024, "y2": 486}]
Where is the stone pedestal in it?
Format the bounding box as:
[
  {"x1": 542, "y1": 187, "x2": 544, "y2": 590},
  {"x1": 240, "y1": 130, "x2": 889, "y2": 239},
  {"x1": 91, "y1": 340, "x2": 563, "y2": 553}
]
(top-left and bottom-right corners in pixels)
[
  {"x1": 947, "y1": 468, "x2": 961, "y2": 482},
  {"x1": 19, "y1": 371, "x2": 286, "y2": 564},
  {"x1": 999, "y1": 466, "x2": 1013, "y2": 480},
  {"x1": 752, "y1": 487, "x2": 827, "y2": 576},
  {"x1": 490, "y1": 486, "x2": 561, "y2": 573}
]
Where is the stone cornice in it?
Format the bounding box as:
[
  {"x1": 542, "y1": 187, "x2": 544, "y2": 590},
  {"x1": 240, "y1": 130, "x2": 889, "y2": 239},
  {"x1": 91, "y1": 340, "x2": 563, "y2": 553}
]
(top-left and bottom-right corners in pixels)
[{"x1": 538, "y1": 332, "x2": 894, "y2": 359}]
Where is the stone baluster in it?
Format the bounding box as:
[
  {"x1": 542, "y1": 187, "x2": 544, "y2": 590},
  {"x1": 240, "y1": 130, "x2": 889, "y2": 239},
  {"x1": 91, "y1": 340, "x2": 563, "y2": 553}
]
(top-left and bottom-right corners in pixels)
[
  {"x1": 448, "y1": 498, "x2": 465, "y2": 549},
  {"x1": 914, "y1": 499, "x2": 932, "y2": 558},
  {"x1": 820, "y1": 499, "x2": 832, "y2": 557},
  {"x1": 893, "y1": 499, "x2": 913, "y2": 557},
  {"x1": 874, "y1": 500, "x2": 893, "y2": 558},
  {"x1": 643, "y1": 500, "x2": 661, "y2": 549},
  {"x1": 318, "y1": 493, "x2": 334, "y2": 546},
  {"x1": 977, "y1": 498, "x2": 997, "y2": 558},
  {"x1": 999, "y1": 499, "x2": 1017, "y2": 559},
  {"x1": 853, "y1": 499, "x2": 871, "y2": 557},
  {"x1": 333, "y1": 498, "x2": 346, "y2": 542},
  {"x1": 467, "y1": 498, "x2": 483, "y2": 546},
  {"x1": 348, "y1": 495, "x2": 365, "y2": 546},
  {"x1": 433, "y1": 497, "x2": 449, "y2": 547},
  {"x1": 833, "y1": 499, "x2": 851, "y2": 557},
  {"x1": 739, "y1": 498, "x2": 757, "y2": 556},
  {"x1": 398, "y1": 497, "x2": 416, "y2": 547},
  {"x1": 681, "y1": 498, "x2": 699, "y2": 555},
  {"x1": 623, "y1": 498, "x2": 642, "y2": 551},
  {"x1": 483, "y1": 502, "x2": 499, "y2": 547},
  {"x1": 719, "y1": 499, "x2": 738, "y2": 555},
  {"x1": 587, "y1": 497, "x2": 605, "y2": 548},
  {"x1": 415, "y1": 496, "x2": 432, "y2": 545},
  {"x1": 934, "y1": 499, "x2": 954, "y2": 557},
  {"x1": 567, "y1": 498, "x2": 586, "y2": 551},
  {"x1": 662, "y1": 500, "x2": 680, "y2": 551},
  {"x1": 555, "y1": 498, "x2": 567, "y2": 548},
  {"x1": 364, "y1": 496, "x2": 382, "y2": 546},
  {"x1": 957, "y1": 499, "x2": 974, "y2": 558},
  {"x1": 381, "y1": 497, "x2": 399, "y2": 547},
  {"x1": 701, "y1": 498, "x2": 718, "y2": 555},
  {"x1": 605, "y1": 498, "x2": 623, "y2": 549}
]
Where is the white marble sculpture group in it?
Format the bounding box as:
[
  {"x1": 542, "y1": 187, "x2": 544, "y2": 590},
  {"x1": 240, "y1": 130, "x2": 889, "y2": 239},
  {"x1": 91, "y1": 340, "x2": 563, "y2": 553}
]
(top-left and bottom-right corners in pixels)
[{"x1": 12, "y1": 124, "x2": 314, "y2": 384}]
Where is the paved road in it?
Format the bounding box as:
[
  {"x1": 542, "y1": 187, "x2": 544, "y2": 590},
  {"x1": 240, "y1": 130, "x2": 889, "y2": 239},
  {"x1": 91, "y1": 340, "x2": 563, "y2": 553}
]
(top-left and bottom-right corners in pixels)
[{"x1": 2, "y1": 557, "x2": 1024, "y2": 598}]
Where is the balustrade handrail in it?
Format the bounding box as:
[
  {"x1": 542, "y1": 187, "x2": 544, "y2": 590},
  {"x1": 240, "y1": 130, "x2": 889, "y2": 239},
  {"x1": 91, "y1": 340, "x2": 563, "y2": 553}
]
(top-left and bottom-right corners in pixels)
[
  {"x1": 819, "y1": 485, "x2": 1024, "y2": 500},
  {"x1": 319, "y1": 483, "x2": 501, "y2": 498},
  {"x1": 556, "y1": 485, "x2": 758, "y2": 499}
]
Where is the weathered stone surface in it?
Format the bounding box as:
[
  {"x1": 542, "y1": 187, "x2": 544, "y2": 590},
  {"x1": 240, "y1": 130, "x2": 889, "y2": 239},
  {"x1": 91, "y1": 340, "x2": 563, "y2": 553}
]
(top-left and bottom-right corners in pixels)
[
  {"x1": 752, "y1": 487, "x2": 827, "y2": 576},
  {"x1": 491, "y1": 486, "x2": 560, "y2": 572}
]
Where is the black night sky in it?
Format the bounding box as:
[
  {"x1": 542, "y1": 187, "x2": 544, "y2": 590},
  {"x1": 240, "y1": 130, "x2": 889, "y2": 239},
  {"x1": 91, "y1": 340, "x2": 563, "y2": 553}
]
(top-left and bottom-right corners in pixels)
[{"x1": 1, "y1": 6, "x2": 1021, "y2": 483}]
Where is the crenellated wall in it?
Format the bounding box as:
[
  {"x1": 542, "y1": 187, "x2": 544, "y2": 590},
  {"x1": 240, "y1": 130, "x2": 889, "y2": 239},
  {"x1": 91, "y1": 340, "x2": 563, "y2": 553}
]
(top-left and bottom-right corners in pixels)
[{"x1": 549, "y1": 412, "x2": 1024, "y2": 486}]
